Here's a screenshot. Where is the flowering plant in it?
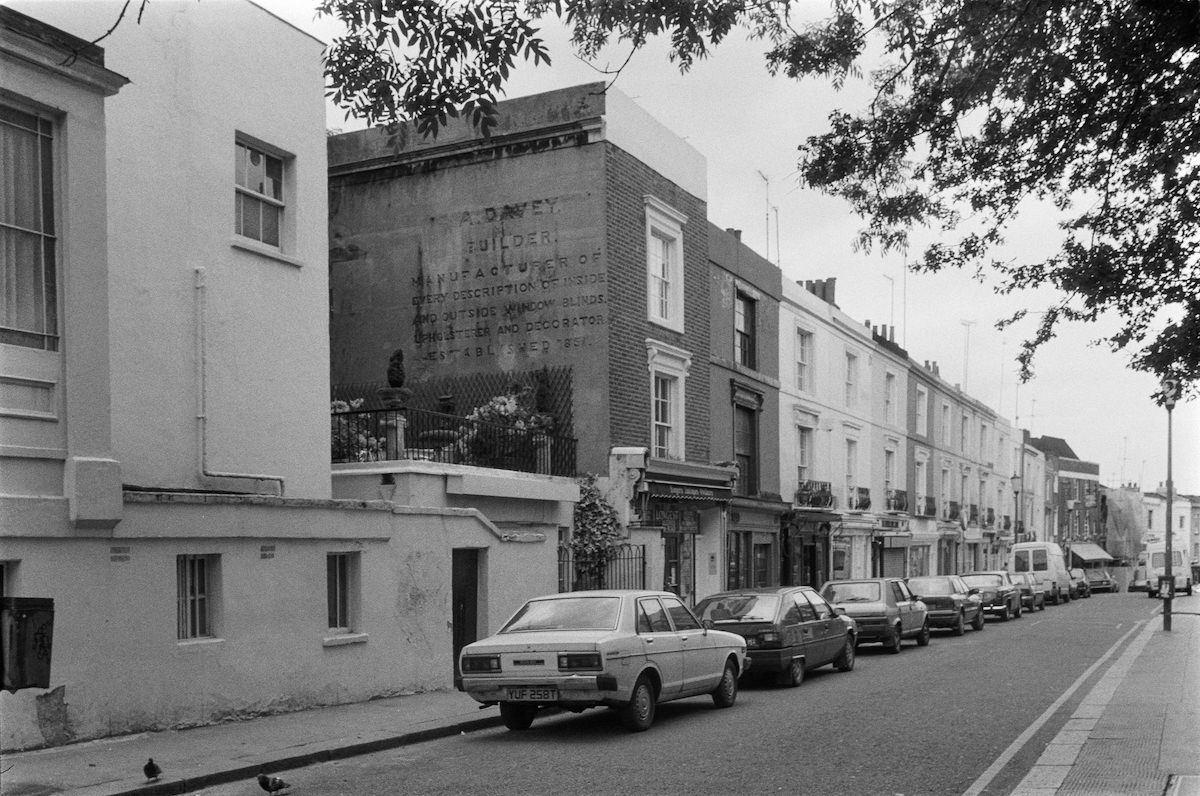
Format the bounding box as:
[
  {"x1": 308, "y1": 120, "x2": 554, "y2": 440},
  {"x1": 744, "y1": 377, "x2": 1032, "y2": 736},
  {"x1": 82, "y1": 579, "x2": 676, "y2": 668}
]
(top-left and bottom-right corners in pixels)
[
  {"x1": 330, "y1": 398, "x2": 382, "y2": 462},
  {"x1": 456, "y1": 390, "x2": 553, "y2": 468},
  {"x1": 463, "y1": 391, "x2": 554, "y2": 433}
]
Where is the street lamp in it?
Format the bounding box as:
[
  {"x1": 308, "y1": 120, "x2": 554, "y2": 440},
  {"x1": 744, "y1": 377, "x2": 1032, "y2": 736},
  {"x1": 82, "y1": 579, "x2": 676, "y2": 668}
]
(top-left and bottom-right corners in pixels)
[
  {"x1": 1162, "y1": 377, "x2": 1181, "y2": 631},
  {"x1": 1010, "y1": 473, "x2": 1021, "y2": 541}
]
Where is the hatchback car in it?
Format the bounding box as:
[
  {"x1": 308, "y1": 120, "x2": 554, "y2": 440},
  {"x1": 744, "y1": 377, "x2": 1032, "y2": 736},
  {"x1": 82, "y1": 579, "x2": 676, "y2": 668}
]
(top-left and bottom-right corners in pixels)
[
  {"x1": 1069, "y1": 568, "x2": 1091, "y2": 598},
  {"x1": 819, "y1": 578, "x2": 929, "y2": 653},
  {"x1": 694, "y1": 586, "x2": 857, "y2": 687},
  {"x1": 906, "y1": 575, "x2": 985, "y2": 635},
  {"x1": 1014, "y1": 571, "x2": 1047, "y2": 611},
  {"x1": 457, "y1": 590, "x2": 748, "y2": 732},
  {"x1": 961, "y1": 571, "x2": 1022, "y2": 621},
  {"x1": 1084, "y1": 568, "x2": 1117, "y2": 593}
]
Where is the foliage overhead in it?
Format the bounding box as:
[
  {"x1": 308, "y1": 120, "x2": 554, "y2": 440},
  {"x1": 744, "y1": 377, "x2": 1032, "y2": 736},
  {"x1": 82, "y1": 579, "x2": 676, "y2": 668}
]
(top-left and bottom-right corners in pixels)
[{"x1": 320, "y1": 0, "x2": 1200, "y2": 402}]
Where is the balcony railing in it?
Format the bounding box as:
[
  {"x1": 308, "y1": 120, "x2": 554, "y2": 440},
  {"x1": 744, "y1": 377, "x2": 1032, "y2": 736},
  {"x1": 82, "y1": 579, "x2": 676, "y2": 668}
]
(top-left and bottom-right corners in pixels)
[
  {"x1": 846, "y1": 486, "x2": 871, "y2": 511},
  {"x1": 886, "y1": 489, "x2": 909, "y2": 512},
  {"x1": 947, "y1": 501, "x2": 961, "y2": 521},
  {"x1": 795, "y1": 479, "x2": 835, "y2": 509},
  {"x1": 331, "y1": 406, "x2": 577, "y2": 477},
  {"x1": 1003, "y1": 515, "x2": 1012, "y2": 530},
  {"x1": 916, "y1": 495, "x2": 937, "y2": 517},
  {"x1": 969, "y1": 504, "x2": 980, "y2": 524},
  {"x1": 985, "y1": 507, "x2": 996, "y2": 529}
]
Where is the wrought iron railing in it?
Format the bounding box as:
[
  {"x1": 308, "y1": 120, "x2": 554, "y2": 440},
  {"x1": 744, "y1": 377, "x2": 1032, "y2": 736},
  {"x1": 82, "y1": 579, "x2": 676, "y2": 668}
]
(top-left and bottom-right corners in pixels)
[
  {"x1": 558, "y1": 544, "x2": 645, "y2": 592},
  {"x1": 331, "y1": 406, "x2": 577, "y2": 477},
  {"x1": 886, "y1": 489, "x2": 909, "y2": 512},
  {"x1": 969, "y1": 504, "x2": 980, "y2": 524},
  {"x1": 947, "y1": 501, "x2": 961, "y2": 521},
  {"x1": 795, "y1": 479, "x2": 835, "y2": 508},
  {"x1": 984, "y1": 507, "x2": 996, "y2": 528},
  {"x1": 916, "y1": 495, "x2": 937, "y2": 517},
  {"x1": 846, "y1": 486, "x2": 871, "y2": 511}
]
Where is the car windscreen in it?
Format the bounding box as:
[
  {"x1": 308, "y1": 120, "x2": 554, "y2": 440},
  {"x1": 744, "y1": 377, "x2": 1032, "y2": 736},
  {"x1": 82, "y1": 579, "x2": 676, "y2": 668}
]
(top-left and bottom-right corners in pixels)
[
  {"x1": 695, "y1": 594, "x2": 781, "y2": 622},
  {"x1": 822, "y1": 582, "x2": 881, "y2": 602},
  {"x1": 907, "y1": 578, "x2": 953, "y2": 596},
  {"x1": 500, "y1": 596, "x2": 621, "y2": 632},
  {"x1": 962, "y1": 574, "x2": 1002, "y2": 588}
]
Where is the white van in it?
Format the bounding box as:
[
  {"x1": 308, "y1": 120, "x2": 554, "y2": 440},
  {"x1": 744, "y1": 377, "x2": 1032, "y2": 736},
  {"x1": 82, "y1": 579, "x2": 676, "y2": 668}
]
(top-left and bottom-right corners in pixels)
[
  {"x1": 1145, "y1": 543, "x2": 1193, "y2": 598},
  {"x1": 1009, "y1": 542, "x2": 1072, "y2": 605}
]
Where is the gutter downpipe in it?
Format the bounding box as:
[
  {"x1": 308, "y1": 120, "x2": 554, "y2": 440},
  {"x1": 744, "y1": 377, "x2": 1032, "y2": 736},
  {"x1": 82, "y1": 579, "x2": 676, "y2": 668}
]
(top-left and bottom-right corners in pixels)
[{"x1": 194, "y1": 267, "x2": 285, "y2": 496}]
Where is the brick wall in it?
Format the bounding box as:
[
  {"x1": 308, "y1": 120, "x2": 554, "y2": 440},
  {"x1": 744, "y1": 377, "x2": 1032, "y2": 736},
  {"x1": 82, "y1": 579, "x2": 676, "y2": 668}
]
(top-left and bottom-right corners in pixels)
[{"x1": 603, "y1": 143, "x2": 711, "y2": 462}]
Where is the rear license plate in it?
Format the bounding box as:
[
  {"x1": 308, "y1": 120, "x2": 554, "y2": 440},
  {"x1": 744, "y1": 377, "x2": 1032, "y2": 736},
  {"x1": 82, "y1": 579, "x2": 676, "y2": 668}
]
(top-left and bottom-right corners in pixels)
[{"x1": 505, "y1": 687, "x2": 557, "y2": 702}]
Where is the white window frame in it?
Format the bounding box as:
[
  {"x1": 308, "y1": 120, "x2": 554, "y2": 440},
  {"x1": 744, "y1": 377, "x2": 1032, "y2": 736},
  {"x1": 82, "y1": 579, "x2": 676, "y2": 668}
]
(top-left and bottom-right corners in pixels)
[
  {"x1": 844, "y1": 351, "x2": 858, "y2": 408},
  {"x1": 177, "y1": 554, "x2": 220, "y2": 641},
  {"x1": 233, "y1": 133, "x2": 297, "y2": 262},
  {"x1": 327, "y1": 551, "x2": 361, "y2": 635},
  {"x1": 885, "y1": 372, "x2": 897, "y2": 425},
  {"x1": 916, "y1": 386, "x2": 928, "y2": 436},
  {"x1": 941, "y1": 403, "x2": 952, "y2": 445},
  {"x1": 644, "y1": 195, "x2": 687, "y2": 332},
  {"x1": 646, "y1": 339, "x2": 691, "y2": 459},
  {"x1": 795, "y1": 327, "x2": 813, "y2": 392},
  {"x1": 845, "y1": 438, "x2": 859, "y2": 505},
  {"x1": 796, "y1": 424, "x2": 813, "y2": 483}
]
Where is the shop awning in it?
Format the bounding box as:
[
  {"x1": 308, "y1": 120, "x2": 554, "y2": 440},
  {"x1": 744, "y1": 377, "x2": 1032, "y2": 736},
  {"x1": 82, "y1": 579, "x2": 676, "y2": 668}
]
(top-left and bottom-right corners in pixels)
[{"x1": 1070, "y1": 542, "x2": 1114, "y2": 564}]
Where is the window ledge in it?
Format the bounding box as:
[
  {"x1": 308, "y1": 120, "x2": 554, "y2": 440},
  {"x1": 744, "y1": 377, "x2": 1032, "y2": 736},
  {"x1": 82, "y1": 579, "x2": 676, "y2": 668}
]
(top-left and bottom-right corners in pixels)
[
  {"x1": 231, "y1": 237, "x2": 304, "y2": 268},
  {"x1": 177, "y1": 637, "x2": 224, "y2": 650},
  {"x1": 323, "y1": 632, "x2": 368, "y2": 648}
]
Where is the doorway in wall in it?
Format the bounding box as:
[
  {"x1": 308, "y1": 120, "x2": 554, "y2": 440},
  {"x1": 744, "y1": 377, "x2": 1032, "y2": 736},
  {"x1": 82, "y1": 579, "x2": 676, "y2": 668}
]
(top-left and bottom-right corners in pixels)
[{"x1": 452, "y1": 549, "x2": 480, "y2": 684}]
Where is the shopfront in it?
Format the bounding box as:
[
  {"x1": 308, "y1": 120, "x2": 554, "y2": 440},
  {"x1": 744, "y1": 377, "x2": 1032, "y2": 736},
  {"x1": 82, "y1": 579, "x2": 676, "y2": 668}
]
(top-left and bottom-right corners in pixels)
[{"x1": 781, "y1": 511, "x2": 833, "y2": 588}]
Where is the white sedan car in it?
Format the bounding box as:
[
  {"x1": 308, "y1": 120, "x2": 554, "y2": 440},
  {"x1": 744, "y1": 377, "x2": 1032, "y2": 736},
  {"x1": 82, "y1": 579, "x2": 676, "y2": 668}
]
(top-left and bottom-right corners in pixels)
[{"x1": 458, "y1": 589, "x2": 749, "y2": 732}]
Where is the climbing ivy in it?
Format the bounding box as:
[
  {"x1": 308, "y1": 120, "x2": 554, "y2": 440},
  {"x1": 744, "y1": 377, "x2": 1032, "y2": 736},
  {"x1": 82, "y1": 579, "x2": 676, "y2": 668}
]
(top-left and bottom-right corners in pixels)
[{"x1": 569, "y1": 474, "x2": 624, "y2": 590}]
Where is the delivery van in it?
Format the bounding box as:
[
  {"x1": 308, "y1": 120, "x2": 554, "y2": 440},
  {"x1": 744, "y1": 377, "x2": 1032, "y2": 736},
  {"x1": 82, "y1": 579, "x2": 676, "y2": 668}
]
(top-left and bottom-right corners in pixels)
[
  {"x1": 1009, "y1": 542, "x2": 1072, "y2": 605},
  {"x1": 1145, "y1": 543, "x2": 1193, "y2": 598}
]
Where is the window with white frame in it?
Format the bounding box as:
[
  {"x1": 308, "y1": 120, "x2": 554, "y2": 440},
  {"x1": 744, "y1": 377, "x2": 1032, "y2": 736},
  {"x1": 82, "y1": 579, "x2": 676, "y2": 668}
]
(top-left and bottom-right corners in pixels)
[
  {"x1": 845, "y1": 438, "x2": 858, "y2": 505},
  {"x1": 796, "y1": 424, "x2": 813, "y2": 483},
  {"x1": 961, "y1": 413, "x2": 970, "y2": 454},
  {"x1": 795, "y1": 328, "x2": 813, "y2": 392},
  {"x1": 915, "y1": 459, "x2": 927, "y2": 505},
  {"x1": 327, "y1": 552, "x2": 360, "y2": 633},
  {"x1": 941, "y1": 403, "x2": 951, "y2": 445},
  {"x1": 177, "y1": 554, "x2": 219, "y2": 640},
  {"x1": 844, "y1": 351, "x2": 858, "y2": 408},
  {"x1": 885, "y1": 373, "x2": 897, "y2": 424},
  {"x1": 1, "y1": 103, "x2": 57, "y2": 351},
  {"x1": 916, "y1": 386, "x2": 928, "y2": 436},
  {"x1": 235, "y1": 139, "x2": 285, "y2": 248},
  {"x1": 941, "y1": 468, "x2": 951, "y2": 513},
  {"x1": 980, "y1": 423, "x2": 989, "y2": 462},
  {"x1": 734, "y1": 291, "x2": 756, "y2": 369},
  {"x1": 885, "y1": 448, "x2": 896, "y2": 492},
  {"x1": 647, "y1": 339, "x2": 691, "y2": 459},
  {"x1": 644, "y1": 196, "x2": 687, "y2": 332},
  {"x1": 733, "y1": 402, "x2": 759, "y2": 495}
]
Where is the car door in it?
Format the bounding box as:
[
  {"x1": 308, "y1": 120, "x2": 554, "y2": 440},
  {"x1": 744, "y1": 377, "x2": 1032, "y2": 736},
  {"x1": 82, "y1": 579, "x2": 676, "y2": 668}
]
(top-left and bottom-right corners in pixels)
[
  {"x1": 661, "y1": 595, "x2": 719, "y2": 695},
  {"x1": 636, "y1": 597, "x2": 684, "y2": 698},
  {"x1": 892, "y1": 580, "x2": 921, "y2": 634},
  {"x1": 786, "y1": 590, "x2": 819, "y2": 664},
  {"x1": 802, "y1": 590, "x2": 842, "y2": 665}
]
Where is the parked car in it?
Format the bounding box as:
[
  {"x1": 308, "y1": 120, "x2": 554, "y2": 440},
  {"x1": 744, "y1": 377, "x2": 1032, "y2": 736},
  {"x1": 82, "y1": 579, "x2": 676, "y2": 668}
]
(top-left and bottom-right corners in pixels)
[
  {"x1": 961, "y1": 571, "x2": 1022, "y2": 621},
  {"x1": 693, "y1": 586, "x2": 857, "y2": 687},
  {"x1": 819, "y1": 578, "x2": 930, "y2": 653},
  {"x1": 1083, "y1": 568, "x2": 1117, "y2": 593},
  {"x1": 1014, "y1": 571, "x2": 1047, "y2": 611},
  {"x1": 457, "y1": 590, "x2": 748, "y2": 732},
  {"x1": 1069, "y1": 568, "x2": 1091, "y2": 598},
  {"x1": 906, "y1": 575, "x2": 985, "y2": 635}
]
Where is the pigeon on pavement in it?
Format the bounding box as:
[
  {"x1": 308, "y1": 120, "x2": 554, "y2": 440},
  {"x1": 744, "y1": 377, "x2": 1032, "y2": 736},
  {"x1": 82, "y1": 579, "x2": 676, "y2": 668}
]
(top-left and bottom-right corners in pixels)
[
  {"x1": 143, "y1": 758, "x2": 161, "y2": 781},
  {"x1": 257, "y1": 772, "x2": 291, "y2": 792}
]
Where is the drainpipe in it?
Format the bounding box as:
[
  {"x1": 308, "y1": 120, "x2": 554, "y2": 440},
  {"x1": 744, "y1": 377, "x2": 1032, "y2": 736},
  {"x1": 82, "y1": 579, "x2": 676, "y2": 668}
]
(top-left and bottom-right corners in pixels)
[{"x1": 194, "y1": 267, "x2": 285, "y2": 496}]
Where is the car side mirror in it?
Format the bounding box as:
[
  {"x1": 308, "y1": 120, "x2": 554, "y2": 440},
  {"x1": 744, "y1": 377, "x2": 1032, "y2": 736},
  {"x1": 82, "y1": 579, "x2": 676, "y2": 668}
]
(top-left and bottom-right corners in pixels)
[
  {"x1": 910, "y1": 594, "x2": 922, "y2": 602},
  {"x1": 833, "y1": 606, "x2": 847, "y2": 616},
  {"x1": 968, "y1": 587, "x2": 980, "y2": 595},
  {"x1": 701, "y1": 618, "x2": 715, "y2": 630}
]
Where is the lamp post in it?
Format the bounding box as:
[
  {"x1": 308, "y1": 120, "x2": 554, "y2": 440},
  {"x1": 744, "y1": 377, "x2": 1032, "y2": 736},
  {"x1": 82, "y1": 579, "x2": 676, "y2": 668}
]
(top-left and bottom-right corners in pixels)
[
  {"x1": 1011, "y1": 473, "x2": 1021, "y2": 542},
  {"x1": 1162, "y1": 378, "x2": 1180, "y2": 631}
]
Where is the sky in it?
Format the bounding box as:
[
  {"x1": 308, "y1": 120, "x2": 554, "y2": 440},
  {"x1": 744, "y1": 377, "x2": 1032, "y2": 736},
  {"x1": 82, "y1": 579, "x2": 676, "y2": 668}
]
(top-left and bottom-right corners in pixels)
[{"x1": 252, "y1": 0, "x2": 1199, "y2": 496}]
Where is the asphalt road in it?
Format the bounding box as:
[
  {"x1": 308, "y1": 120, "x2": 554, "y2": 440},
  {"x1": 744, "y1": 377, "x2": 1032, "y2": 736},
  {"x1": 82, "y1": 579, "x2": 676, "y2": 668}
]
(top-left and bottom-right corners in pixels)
[{"x1": 196, "y1": 590, "x2": 1157, "y2": 796}]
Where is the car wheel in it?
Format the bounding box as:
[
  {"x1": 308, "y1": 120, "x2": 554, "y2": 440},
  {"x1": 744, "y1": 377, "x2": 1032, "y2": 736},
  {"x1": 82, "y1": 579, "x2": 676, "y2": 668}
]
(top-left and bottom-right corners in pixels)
[
  {"x1": 886, "y1": 623, "x2": 903, "y2": 653},
  {"x1": 620, "y1": 674, "x2": 657, "y2": 732},
  {"x1": 1000, "y1": 602, "x2": 1012, "y2": 621},
  {"x1": 711, "y1": 659, "x2": 739, "y2": 708},
  {"x1": 916, "y1": 620, "x2": 931, "y2": 647},
  {"x1": 499, "y1": 702, "x2": 537, "y2": 731},
  {"x1": 1039, "y1": 596, "x2": 1046, "y2": 611},
  {"x1": 953, "y1": 611, "x2": 966, "y2": 636},
  {"x1": 1014, "y1": 599, "x2": 1023, "y2": 618},
  {"x1": 780, "y1": 657, "x2": 804, "y2": 688},
  {"x1": 971, "y1": 609, "x2": 985, "y2": 631},
  {"x1": 834, "y1": 637, "x2": 856, "y2": 672}
]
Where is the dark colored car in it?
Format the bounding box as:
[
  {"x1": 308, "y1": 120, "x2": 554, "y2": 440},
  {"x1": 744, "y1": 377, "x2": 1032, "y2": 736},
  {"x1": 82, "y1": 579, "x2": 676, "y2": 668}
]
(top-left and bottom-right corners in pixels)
[
  {"x1": 1014, "y1": 572, "x2": 1047, "y2": 611},
  {"x1": 1084, "y1": 568, "x2": 1117, "y2": 593},
  {"x1": 819, "y1": 578, "x2": 929, "y2": 653},
  {"x1": 961, "y1": 571, "x2": 1022, "y2": 621},
  {"x1": 906, "y1": 575, "x2": 985, "y2": 635},
  {"x1": 694, "y1": 587, "x2": 857, "y2": 687},
  {"x1": 1069, "y1": 568, "x2": 1091, "y2": 598}
]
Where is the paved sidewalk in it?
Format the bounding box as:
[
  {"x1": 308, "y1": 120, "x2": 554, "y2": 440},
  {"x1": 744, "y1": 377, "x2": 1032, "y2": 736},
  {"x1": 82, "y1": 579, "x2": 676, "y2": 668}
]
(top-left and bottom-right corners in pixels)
[{"x1": 2, "y1": 597, "x2": 1198, "y2": 796}]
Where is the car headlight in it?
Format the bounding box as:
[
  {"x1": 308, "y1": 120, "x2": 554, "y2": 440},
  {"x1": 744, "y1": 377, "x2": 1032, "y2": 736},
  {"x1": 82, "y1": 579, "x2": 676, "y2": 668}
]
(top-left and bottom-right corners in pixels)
[
  {"x1": 461, "y1": 654, "x2": 501, "y2": 673},
  {"x1": 558, "y1": 653, "x2": 602, "y2": 671}
]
